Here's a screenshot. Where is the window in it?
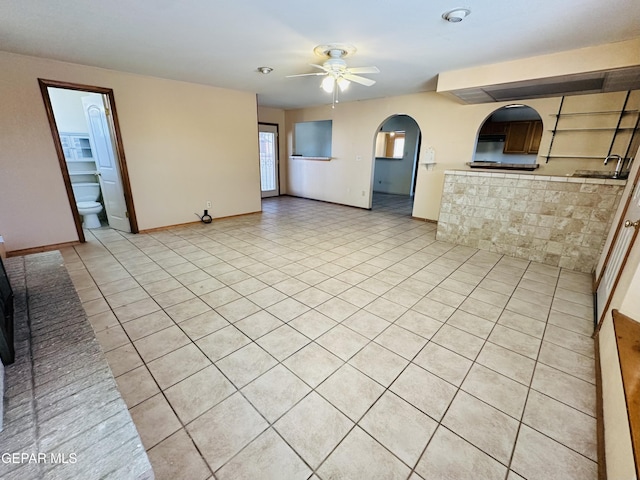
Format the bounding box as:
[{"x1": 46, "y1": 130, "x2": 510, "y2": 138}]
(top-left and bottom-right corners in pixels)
[{"x1": 375, "y1": 131, "x2": 406, "y2": 159}]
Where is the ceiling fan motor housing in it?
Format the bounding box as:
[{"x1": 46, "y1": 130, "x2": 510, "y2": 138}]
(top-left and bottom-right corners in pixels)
[{"x1": 324, "y1": 57, "x2": 347, "y2": 74}]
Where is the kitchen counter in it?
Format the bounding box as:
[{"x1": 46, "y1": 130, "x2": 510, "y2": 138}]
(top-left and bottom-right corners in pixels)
[{"x1": 436, "y1": 169, "x2": 626, "y2": 272}]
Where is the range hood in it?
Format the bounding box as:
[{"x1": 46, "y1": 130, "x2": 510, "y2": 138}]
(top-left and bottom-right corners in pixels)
[{"x1": 441, "y1": 65, "x2": 640, "y2": 104}]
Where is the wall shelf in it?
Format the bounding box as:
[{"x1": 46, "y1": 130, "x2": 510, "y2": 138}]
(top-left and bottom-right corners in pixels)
[
  {"x1": 549, "y1": 127, "x2": 638, "y2": 132},
  {"x1": 546, "y1": 154, "x2": 607, "y2": 159},
  {"x1": 549, "y1": 110, "x2": 639, "y2": 117},
  {"x1": 545, "y1": 91, "x2": 640, "y2": 163}
]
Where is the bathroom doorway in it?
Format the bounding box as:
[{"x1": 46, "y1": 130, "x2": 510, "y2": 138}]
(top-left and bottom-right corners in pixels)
[{"x1": 39, "y1": 79, "x2": 137, "y2": 241}]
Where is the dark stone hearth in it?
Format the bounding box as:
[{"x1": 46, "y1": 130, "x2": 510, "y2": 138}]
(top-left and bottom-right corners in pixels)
[{"x1": 0, "y1": 252, "x2": 153, "y2": 480}]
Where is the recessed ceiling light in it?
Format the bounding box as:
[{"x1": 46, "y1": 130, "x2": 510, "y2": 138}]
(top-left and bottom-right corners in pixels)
[
  {"x1": 257, "y1": 66, "x2": 273, "y2": 74},
  {"x1": 442, "y1": 8, "x2": 471, "y2": 23}
]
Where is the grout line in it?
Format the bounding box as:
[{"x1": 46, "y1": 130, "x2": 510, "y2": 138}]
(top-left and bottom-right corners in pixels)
[{"x1": 70, "y1": 195, "x2": 598, "y2": 479}]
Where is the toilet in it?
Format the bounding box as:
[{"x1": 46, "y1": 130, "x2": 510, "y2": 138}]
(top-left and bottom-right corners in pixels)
[{"x1": 72, "y1": 182, "x2": 104, "y2": 229}]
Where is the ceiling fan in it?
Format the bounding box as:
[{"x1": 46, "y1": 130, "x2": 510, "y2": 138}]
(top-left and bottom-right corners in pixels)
[{"x1": 287, "y1": 44, "x2": 379, "y2": 106}]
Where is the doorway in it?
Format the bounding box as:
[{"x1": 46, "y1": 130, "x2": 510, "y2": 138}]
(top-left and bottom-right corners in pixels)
[
  {"x1": 258, "y1": 123, "x2": 280, "y2": 198},
  {"x1": 595, "y1": 158, "x2": 640, "y2": 331},
  {"x1": 370, "y1": 115, "x2": 421, "y2": 213},
  {"x1": 39, "y1": 79, "x2": 137, "y2": 241}
]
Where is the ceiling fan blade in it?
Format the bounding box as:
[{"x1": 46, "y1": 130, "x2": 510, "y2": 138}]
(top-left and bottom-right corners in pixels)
[
  {"x1": 310, "y1": 64, "x2": 329, "y2": 71},
  {"x1": 286, "y1": 72, "x2": 328, "y2": 78},
  {"x1": 343, "y1": 73, "x2": 376, "y2": 87},
  {"x1": 347, "y1": 66, "x2": 380, "y2": 74}
]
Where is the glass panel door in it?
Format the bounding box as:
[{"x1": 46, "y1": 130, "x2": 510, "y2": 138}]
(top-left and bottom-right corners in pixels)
[{"x1": 258, "y1": 124, "x2": 279, "y2": 197}]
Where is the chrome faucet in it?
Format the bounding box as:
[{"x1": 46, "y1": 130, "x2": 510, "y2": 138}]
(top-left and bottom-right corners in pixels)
[{"x1": 604, "y1": 154, "x2": 624, "y2": 178}]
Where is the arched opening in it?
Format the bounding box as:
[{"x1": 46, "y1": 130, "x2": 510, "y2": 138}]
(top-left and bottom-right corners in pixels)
[
  {"x1": 473, "y1": 105, "x2": 543, "y2": 168},
  {"x1": 371, "y1": 114, "x2": 421, "y2": 215}
]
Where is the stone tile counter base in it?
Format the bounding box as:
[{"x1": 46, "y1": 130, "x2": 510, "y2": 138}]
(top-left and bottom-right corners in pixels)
[{"x1": 437, "y1": 171, "x2": 625, "y2": 273}]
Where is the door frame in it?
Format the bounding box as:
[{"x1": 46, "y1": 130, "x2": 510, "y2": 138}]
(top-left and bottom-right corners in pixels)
[
  {"x1": 595, "y1": 160, "x2": 640, "y2": 291},
  {"x1": 593, "y1": 158, "x2": 640, "y2": 334},
  {"x1": 38, "y1": 78, "x2": 138, "y2": 241},
  {"x1": 258, "y1": 122, "x2": 280, "y2": 197}
]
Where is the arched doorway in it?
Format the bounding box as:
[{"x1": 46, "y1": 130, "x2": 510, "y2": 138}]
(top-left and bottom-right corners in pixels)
[
  {"x1": 371, "y1": 115, "x2": 421, "y2": 215},
  {"x1": 474, "y1": 105, "x2": 543, "y2": 168}
]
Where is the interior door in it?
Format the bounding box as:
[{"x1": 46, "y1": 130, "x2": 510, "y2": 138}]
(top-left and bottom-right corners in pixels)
[
  {"x1": 596, "y1": 179, "x2": 640, "y2": 325},
  {"x1": 82, "y1": 95, "x2": 131, "y2": 232},
  {"x1": 258, "y1": 124, "x2": 279, "y2": 198}
]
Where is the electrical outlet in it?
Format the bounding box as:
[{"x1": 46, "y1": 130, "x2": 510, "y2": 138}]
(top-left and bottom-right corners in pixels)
[{"x1": 206, "y1": 201, "x2": 212, "y2": 209}]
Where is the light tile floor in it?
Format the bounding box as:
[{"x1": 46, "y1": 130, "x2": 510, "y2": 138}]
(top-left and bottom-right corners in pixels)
[{"x1": 61, "y1": 193, "x2": 597, "y2": 480}]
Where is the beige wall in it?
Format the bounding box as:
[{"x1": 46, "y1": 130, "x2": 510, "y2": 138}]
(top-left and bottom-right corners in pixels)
[
  {"x1": 0, "y1": 51, "x2": 261, "y2": 252},
  {"x1": 257, "y1": 106, "x2": 287, "y2": 194},
  {"x1": 285, "y1": 91, "x2": 632, "y2": 218}
]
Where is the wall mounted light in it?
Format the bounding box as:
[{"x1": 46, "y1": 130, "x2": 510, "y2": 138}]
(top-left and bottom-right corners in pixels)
[{"x1": 442, "y1": 8, "x2": 471, "y2": 23}]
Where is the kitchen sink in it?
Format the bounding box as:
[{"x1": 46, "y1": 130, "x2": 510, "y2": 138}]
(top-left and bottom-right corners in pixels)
[{"x1": 571, "y1": 170, "x2": 629, "y2": 180}]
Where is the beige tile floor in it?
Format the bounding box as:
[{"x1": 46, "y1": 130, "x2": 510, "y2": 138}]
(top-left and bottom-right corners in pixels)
[{"x1": 61, "y1": 194, "x2": 598, "y2": 480}]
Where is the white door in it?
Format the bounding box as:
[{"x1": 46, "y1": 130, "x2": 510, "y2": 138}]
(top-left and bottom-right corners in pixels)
[
  {"x1": 596, "y1": 179, "x2": 640, "y2": 323},
  {"x1": 82, "y1": 95, "x2": 131, "y2": 232},
  {"x1": 258, "y1": 124, "x2": 279, "y2": 198}
]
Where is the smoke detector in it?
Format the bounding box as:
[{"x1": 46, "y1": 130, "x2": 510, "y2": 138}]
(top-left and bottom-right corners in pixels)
[{"x1": 442, "y1": 8, "x2": 471, "y2": 23}]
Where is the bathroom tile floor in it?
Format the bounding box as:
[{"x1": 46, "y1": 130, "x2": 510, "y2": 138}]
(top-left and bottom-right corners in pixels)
[{"x1": 61, "y1": 194, "x2": 597, "y2": 480}]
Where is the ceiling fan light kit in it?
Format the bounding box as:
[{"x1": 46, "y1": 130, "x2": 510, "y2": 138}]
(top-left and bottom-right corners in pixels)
[
  {"x1": 321, "y1": 76, "x2": 335, "y2": 93},
  {"x1": 442, "y1": 8, "x2": 471, "y2": 23},
  {"x1": 288, "y1": 43, "x2": 379, "y2": 107}
]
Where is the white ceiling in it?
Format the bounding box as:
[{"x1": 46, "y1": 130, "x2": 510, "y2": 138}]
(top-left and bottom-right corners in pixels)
[{"x1": 2, "y1": 0, "x2": 639, "y2": 109}]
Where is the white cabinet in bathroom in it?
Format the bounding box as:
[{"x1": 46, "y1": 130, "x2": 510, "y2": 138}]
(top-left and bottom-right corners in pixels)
[
  {"x1": 60, "y1": 133, "x2": 98, "y2": 179},
  {"x1": 60, "y1": 133, "x2": 93, "y2": 162}
]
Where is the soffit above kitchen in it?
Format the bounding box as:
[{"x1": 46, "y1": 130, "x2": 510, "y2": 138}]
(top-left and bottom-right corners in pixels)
[
  {"x1": 1, "y1": 0, "x2": 639, "y2": 109},
  {"x1": 437, "y1": 39, "x2": 640, "y2": 104}
]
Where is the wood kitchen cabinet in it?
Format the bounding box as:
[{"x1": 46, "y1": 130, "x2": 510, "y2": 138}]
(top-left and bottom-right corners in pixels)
[
  {"x1": 527, "y1": 121, "x2": 543, "y2": 153},
  {"x1": 479, "y1": 121, "x2": 508, "y2": 135},
  {"x1": 503, "y1": 121, "x2": 542, "y2": 154}
]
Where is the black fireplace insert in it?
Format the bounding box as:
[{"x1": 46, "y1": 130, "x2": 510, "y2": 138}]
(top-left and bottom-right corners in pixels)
[{"x1": 0, "y1": 257, "x2": 14, "y2": 365}]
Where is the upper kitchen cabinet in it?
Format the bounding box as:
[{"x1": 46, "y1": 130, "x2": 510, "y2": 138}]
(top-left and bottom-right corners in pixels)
[
  {"x1": 503, "y1": 120, "x2": 543, "y2": 154},
  {"x1": 479, "y1": 121, "x2": 507, "y2": 136}
]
